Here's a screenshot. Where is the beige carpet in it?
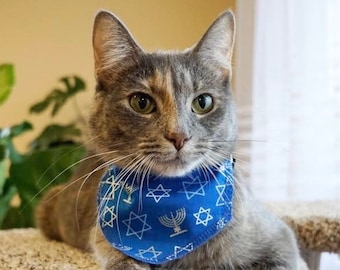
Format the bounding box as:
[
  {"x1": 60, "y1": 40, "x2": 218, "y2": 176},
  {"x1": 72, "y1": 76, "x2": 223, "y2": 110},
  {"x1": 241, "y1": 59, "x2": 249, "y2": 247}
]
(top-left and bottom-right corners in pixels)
[
  {"x1": 0, "y1": 228, "x2": 100, "y2": 270},
  {"x1": 0, "y1": 201, "x2": 339, "y2": 270}
]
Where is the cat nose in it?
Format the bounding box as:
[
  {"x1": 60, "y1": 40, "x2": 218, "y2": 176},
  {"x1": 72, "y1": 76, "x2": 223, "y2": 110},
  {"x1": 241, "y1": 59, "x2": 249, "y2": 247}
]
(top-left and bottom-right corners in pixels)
[{"x1": 165, "y1": 132, "x2": 191, "y2": 151}]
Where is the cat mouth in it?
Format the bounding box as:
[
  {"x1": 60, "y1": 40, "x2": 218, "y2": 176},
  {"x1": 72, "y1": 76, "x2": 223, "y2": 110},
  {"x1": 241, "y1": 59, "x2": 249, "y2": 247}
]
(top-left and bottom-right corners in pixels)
[
  {"x1": 160, "y1": 151, "x2": 188, "y2": 164},
  {"x1": 156, "y1": 155, "x2": 187, "y2": 167}
]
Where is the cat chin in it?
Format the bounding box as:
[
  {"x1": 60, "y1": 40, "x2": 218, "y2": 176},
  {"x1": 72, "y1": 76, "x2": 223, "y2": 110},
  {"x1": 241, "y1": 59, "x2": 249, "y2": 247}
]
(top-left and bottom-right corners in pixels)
[{"x1": 150, "y1": 159, "x2": 202, "y2": 177}]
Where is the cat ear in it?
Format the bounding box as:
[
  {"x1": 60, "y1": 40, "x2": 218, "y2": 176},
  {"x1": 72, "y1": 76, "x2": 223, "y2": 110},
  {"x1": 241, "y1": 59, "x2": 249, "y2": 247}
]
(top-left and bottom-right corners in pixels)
[
  {"x1": 92, "y1": 11, "x2": 142, "y2": 73},
  {"x1": 193, "y1": 10, "x2": 235, "y2": 71}
]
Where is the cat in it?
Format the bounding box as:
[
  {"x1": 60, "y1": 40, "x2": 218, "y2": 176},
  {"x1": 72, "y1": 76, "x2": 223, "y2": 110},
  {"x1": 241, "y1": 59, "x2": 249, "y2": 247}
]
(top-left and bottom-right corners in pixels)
[{"x1": 36, "y1": 10, "x2": 306, "y2": 270}]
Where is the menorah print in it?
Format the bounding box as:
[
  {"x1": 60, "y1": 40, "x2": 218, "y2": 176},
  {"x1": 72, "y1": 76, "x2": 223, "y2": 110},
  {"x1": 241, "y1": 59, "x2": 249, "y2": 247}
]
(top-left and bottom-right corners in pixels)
[
  {"x1": 123, "y1": 183, "x2": 139, "y2": 204},
  {"x1": 158, "y1": 208, "x2": 188, "y2": 237}
]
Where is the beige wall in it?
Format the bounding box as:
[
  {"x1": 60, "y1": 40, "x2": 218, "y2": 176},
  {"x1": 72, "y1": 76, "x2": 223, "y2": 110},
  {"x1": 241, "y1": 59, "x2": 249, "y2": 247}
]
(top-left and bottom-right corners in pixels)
[{"x1": 0, "y1": 0, "x2": 235, "y2": 152}]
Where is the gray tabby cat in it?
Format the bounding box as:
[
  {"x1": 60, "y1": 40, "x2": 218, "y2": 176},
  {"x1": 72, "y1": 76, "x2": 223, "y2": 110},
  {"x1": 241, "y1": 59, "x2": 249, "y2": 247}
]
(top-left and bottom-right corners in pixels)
[{"x1": 36, "y1": 10, "x2": 306, "y2": 270}]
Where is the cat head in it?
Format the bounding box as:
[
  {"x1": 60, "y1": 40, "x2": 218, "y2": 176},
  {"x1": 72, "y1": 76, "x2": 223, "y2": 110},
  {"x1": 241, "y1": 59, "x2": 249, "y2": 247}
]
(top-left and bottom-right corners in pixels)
[{"x1": 89, "y1": 10, "x2": 236, "y2": 177}]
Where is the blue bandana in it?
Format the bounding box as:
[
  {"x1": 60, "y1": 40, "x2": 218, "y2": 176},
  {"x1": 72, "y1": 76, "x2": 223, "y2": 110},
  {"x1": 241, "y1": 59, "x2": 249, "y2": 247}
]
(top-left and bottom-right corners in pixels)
[{"x1": 97, "y1": 160, "x2": 234, "y2": 265}]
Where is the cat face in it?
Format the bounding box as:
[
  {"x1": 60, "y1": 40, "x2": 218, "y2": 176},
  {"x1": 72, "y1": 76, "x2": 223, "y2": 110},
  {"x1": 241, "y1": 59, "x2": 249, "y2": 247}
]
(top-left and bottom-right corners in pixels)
[{"x1": 89, "y1": 11, "x2": 236, "y2": 177}]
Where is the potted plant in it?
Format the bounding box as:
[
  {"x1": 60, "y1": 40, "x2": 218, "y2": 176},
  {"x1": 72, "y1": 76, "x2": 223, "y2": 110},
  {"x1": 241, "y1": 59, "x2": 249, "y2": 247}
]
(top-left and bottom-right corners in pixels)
[{"x1": 0, "y1": 63, "x2": 86, "y2": 228}]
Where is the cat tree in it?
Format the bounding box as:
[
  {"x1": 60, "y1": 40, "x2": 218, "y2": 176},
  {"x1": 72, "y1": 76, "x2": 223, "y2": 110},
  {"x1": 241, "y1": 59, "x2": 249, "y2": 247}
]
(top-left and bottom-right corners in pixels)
[{"x1": 0, "y1": 201, "x2": 339, "y2": 270}]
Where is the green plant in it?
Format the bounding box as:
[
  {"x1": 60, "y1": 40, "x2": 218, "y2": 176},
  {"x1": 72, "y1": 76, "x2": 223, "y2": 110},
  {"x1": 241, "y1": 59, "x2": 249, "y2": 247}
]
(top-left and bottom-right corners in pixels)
[
  {"x1": 0, "y1": 64, "x2": 87, "y2": 228},
  {"x1": 0, "y1": 64, "x2": 14, "y2": 105}
]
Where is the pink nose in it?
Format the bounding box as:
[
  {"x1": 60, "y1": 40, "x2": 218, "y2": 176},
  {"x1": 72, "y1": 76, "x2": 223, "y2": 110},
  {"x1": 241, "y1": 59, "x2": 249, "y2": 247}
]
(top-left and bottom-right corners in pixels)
[{"x1": 165, "y1": 132, "x2": 191, "y2": 151}]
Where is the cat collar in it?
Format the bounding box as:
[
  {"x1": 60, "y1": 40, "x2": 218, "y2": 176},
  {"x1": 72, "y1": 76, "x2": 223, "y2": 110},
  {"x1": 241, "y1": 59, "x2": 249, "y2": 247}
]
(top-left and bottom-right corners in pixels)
[{"x1": 97, "y1": 159, "x2": 234, "y2": 265}]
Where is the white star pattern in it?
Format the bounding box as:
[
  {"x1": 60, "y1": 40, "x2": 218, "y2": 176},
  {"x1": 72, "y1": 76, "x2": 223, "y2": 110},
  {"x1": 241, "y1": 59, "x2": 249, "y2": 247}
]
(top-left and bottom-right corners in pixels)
[
  {"x1": 166, "y1": 242, "x2": 194, "y2": 260},
  {"x1": 216, "y1": 184, "x2": 228, "y2": 206},
  {"x1": 122, "y1": 211, "x2": 152, "y2": 240},
  {"x1": 193, "y1": 207, "x2": 213, "y2": 226},
  {"x1": 174, "y1": 242, "x2": 193, "y2": 258},
  {"x1": 100, "y1": 206, "x2": 117, "y2": 227},
  {"x1": 226, "y1": 175, "x2": 233, "y2": 185},
  {"x1": 146, "y1": 184, "x2": 171, "y2": 203},
  {"x1": 100, "y1": 175, "x2": 121, "y2": 201},
  {"x1": 178, "y1": 176, "x2": 208, "y2": 200},
  {"x1": 136, "y1": 246, "x2": 162, "y2": 262}
]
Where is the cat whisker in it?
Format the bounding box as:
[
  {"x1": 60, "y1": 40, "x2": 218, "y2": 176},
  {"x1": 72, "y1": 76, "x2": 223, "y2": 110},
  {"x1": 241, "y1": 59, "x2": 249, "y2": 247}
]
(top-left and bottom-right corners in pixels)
[
  {"x1": 202, "y1": 139, "x2": 266, "y2": 143},
  {"x1": 98, "y1": 152, "x2": 145, "y2": 212},
  {"x1": 112, "y1": 154, "x2": 150, "y2": 240},
  {"x1": 75, "y1": 157, "x2": 131, "y2": 231},
  {"x1": 21, "y1": 149, "x2": 114, "y2": 212},
  {"x1": 89, "y1": 152, "x2": 150, "y2": 243},
  {"x1": 137, "y1": 155, "x2": 156, "y2": 212},
  {"x1": 209, "y1": 152, "x2": 261, "y2": 227},
  {"x1": 197, "y1": 143, "x2": 250, "y2": 174},
  {"x1": 46, "y1": 154, "x2": 119, "y2": 205},
  {"x1": 35, "y1": 143, "x2": 89, "y2": 186},
  {"x1": 39, "y1": 145, "x2": 136, "y2": 205},
  {"x1": 198, "y1": 149, "x2": 247, "y2": 211}
]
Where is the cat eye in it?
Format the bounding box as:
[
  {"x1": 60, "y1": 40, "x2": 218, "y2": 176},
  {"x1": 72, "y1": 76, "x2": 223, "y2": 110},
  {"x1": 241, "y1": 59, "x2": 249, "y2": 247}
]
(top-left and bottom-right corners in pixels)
[
  {"x1": 129, "y1": 93, "x2": 156, "y2": 114},
  {"x1": 191, "y1": 94, "x2": 214, "y2": 114}
]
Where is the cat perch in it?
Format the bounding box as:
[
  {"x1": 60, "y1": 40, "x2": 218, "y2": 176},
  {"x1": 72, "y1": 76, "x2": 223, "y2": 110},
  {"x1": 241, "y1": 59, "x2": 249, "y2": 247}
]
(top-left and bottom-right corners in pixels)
[
  {"x1": 266, "y1": 200, "x2": 340, "y2": 270},
  {"x1": 0, "y1": 201, "x2": 339, "y2": 270}
]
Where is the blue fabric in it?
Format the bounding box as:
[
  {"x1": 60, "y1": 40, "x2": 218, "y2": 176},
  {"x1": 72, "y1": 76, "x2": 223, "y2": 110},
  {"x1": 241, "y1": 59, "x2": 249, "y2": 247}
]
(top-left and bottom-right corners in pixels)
[{"x1": 97, "y1": 160, "x2": 234, "y2": 265}]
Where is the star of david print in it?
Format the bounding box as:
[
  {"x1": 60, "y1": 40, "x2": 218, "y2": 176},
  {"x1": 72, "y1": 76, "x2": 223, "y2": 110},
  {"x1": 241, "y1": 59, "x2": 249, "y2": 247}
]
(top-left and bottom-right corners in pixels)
[
  {"x1": 136, "y1": 246, "x2": 162, "y2": 262},
  {"x1": 178, "y1": 175, "x2": 208, "y2": 200},
  {"x1": 146, "y1": 184, "x2": 171, "y2": 203},
  {"x1": 193, "y1": 207, "x2": 213, "y2": 226},
  {"x1": 174, "y1": 242, "x2": 193, "y2": 257},
  {"x1": 215, "y1": 184, "x2": 226, "y2": 206},
  {"x1": 100, "y1": 206, "x2": 117, "y2": 228},
  {"x1": 122, "y1": 211, "x2": 152, "y2": 240},
  {"x1": 166, "y1": 242, "x2": 194, "y2": 260},
  {"x1": 100, "y1": 175, "x2": 121, "y2": 201}
]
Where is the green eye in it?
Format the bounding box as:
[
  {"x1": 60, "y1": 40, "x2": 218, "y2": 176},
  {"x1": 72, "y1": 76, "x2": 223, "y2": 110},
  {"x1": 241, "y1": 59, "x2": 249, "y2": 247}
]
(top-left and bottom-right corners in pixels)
[
  {"x1": 130, "y1": 93, "x2": 156, "y2": 114},
  {"x1": 192, "y1": 94, "x2": 213, "y2": 114}
]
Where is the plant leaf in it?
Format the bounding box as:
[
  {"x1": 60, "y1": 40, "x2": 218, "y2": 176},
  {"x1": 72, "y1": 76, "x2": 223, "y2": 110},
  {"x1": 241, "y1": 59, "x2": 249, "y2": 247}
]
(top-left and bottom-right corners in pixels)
[
  {"x1": 1, "y1": 206, "x2": 26, "y2": 229},
  {"x1": 29, "y1": 75, "x2": 86, "y2": 116},
  {"x1": 0, "y1": 121, "x2": 33, "y2": 140},
  {"x1": 8, "y1": 121, "x2": 33, "y2": 138},
  {"x1": 8, "y1": 145, "x2": 85, "y2": 227},
  {"x1": 61, "y1": 76, "x2": 86, "y2": 95},
  {"x1": 0, "y1": 144, "x2": 7, "y2": 194},
  {"x1": 0, "y1": 184, "x2": 17, "y2": 227},
  {"x1": 6, "y1": 140, "x2": 23, "y2": 164},
  {"x1": 29, "y1": 123, "x2": 82, "y2": 151},
  {"x1": 0, "y1": 121, "x2": 32, "y2": 164},
  {"x1": 28, "y1": 99, "x2": 51, "y2": 114},
  {"x1": 0, "y1": 64, "x2": 15, "y2": 106}
]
